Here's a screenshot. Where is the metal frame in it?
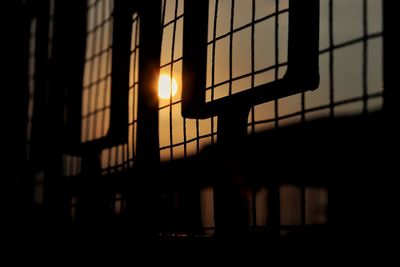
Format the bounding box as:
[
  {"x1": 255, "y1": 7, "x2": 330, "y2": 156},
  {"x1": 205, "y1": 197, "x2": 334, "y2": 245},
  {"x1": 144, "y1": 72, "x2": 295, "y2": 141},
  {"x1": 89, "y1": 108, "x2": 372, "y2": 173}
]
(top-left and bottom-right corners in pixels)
[{"x1": 182, "y1": 0, "x2": 320, "y2": 119}]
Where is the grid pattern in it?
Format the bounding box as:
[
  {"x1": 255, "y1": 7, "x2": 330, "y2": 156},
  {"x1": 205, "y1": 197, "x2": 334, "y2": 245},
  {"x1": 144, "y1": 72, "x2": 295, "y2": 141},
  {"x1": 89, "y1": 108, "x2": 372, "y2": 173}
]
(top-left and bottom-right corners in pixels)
[
  {"x1": 44, "y1": 0, "x2": 384, "y2": 233},
  {"x1": 247, "y1": 0, "x2": 384, "y2": 133},
  {"x1": 159, "y1": 0, "x2": 218, "y2": 162},
  {"x1": 205, "y1": 0, "x2": 288, "y2": 102},
  {"x1": 158, "y1": 0, "x2": 384, "y2": 235},
  {"x1": 26, "y1": 18, "x2": 36, "y2": 161},
  {"x1": 81, "y1": 0, "x2": 114, "y2": 142},
  {"x1": 159, "y1": 0, "x2": 383, "y2": 147},
  {"x1": 61, "y1": 3, "x2": 139, "y2": 177},
  {"x1": 62, "y1": 0, "x2": 115, "y2": 177},
  {"x1": 100, "y1": 12, "x2": 139, "y2": 174}
]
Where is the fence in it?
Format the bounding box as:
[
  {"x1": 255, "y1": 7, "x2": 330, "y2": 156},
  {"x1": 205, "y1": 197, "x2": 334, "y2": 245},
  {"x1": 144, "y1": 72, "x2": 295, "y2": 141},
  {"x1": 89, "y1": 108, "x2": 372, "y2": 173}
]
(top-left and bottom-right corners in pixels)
[{"x1": 13, "y1": 0, "x2": 391, "y2": 241}]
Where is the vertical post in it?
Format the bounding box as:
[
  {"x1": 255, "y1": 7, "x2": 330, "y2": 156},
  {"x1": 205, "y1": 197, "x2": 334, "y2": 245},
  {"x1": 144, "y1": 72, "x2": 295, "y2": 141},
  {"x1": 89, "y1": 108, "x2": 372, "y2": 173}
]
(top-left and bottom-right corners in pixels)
[
  {"x1": 31, "y1": 0, "x2": 52, "y2": 228},
  {"x1": 383, "y1": 1, "x2": 394, "y2": 116},
  {"x1": 382, "y1": 0, "x2": 396, "y2": 243},
  {"x1": 9, "y1": 0, "x2": 32, "y2": 230},
  {"x1": 214, "y1": 106, "x2": 250, "y2": 238},
  {"x1": 267, "y1": 181, "x2": 281, "y2": 239},
  {"x1": 46, "y1": 0, "x2": 87, "y2": 226},
  {"x1": 31, "y1": 0, "x2": 50, "y2": 171},
  {"x1": 129, "y1": 0, "x2": 162, "y2": 237},
  {"x1": 108, "y1": 0, "x2": 133, "y2": 143},
  {"x1": 135, "y1": 1, "x2": 161, "y2": 166},
  {"x1": 77, "y1": 146, "x2": 102, "y2": 226}
]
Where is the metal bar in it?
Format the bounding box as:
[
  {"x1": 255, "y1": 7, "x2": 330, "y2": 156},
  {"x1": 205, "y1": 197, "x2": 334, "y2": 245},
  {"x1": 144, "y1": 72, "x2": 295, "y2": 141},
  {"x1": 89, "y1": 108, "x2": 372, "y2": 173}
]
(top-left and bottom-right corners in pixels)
[{"x1": 136, "y1": 1, "x2": 162, "y2": 165}]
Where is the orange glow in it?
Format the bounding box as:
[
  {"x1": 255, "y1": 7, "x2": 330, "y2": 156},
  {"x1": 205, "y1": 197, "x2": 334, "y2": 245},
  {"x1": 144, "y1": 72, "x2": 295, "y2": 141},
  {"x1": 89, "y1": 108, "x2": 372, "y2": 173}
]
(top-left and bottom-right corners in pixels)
[{"x1": 158, "y1": 74, "x2": 178, "y2": 99}]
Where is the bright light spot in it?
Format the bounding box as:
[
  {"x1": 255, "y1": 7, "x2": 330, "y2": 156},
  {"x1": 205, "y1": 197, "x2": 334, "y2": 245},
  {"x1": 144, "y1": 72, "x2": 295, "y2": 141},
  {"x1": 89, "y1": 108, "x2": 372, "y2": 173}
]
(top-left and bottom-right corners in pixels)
[{"x1": 158, "y1": 74, "x2": 178, "y2": 99}]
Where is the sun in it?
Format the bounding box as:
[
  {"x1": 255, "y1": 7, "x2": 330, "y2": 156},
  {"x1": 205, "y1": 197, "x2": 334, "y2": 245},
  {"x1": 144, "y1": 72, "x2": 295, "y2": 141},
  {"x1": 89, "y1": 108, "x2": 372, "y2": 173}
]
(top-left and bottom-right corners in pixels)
[{"x1": 158, "y1": 74, "x2": 178, "y2": 99}]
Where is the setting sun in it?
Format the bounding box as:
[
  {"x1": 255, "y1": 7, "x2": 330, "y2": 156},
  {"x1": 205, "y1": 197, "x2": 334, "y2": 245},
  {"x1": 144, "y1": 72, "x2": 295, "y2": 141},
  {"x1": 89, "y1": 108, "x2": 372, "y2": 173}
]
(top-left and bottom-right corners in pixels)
[{"x1": 158, "y1": 74, "x2": 178, "y2": 99}]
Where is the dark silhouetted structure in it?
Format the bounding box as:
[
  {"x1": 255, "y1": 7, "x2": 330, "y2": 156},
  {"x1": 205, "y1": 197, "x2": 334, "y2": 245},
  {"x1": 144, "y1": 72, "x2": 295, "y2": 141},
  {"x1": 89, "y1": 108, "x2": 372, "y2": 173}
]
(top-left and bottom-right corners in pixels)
[{"x1": 9, "y1": 0, "x2": 394, "y2": 243}]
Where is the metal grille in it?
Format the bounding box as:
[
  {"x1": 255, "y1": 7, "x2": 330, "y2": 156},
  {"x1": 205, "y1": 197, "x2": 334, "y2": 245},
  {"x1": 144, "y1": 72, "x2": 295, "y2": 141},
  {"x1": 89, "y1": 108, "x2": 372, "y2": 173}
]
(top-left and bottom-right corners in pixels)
[
  {"x1": 159, "y1": 0, "x2": 218, "y2": 162},
  {"x1": 126, "y1": 12, "x2": 140, "y2": 167},
  {"x1": 159, "y1": 0, "x2": 383, "y2": 162},
  {"x1": 248, "y1": 0, "x2": 383, "y2": 133},
  {"x1": 61, "y1": 0, "x2": 115, "y2": 177},
  {"x1": 205, "y1": 0, "x2": 289, "y2": 102},
  {"x1": 156, "y1": 0, "x2": 384, "y2": 236},
  {"x1": 81, "y1": 0, "x2": 114, "y2": 142},
  {"x1": 56, "y1": 0, "x2": 384, "y2": 172},
  {"x1": 100, "y1": 11, "x2": 139, "y2": 174},
  {"x1": 19, "y1": 0, "x2": 387, "y2": 238}
]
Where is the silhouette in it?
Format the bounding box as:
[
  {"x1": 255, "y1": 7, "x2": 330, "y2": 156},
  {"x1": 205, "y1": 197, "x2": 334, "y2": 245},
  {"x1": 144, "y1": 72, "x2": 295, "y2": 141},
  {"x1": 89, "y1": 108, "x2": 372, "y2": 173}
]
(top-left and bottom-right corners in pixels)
[{"x1": 9, "y1": 0, "x2": 391, "y2": 244}]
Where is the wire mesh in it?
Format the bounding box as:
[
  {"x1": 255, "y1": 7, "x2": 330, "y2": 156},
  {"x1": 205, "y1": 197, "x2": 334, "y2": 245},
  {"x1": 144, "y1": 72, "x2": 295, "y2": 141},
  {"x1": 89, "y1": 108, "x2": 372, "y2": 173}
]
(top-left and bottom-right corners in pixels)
[
  {"x1": 25, "y1": 0, "x2": 385, "y2": 236},
  {"x1": 81, "y1": 0, "x2": 114, "y2": 143}
]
